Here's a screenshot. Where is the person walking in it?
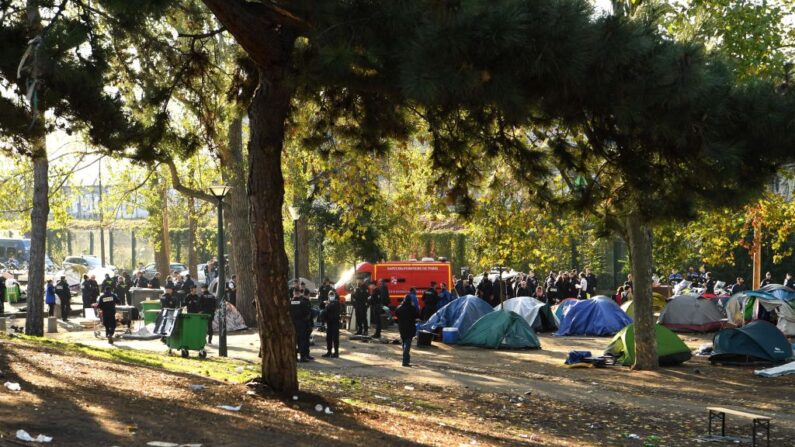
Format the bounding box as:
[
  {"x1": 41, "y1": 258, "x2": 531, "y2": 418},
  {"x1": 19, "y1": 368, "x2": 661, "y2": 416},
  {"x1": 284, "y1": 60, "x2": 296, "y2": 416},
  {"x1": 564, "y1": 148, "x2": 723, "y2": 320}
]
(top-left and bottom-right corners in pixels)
[
  {"x1": 396, "y1": 296, "x2": 419, "y2": 367},
  {"x1": 55, "y1": 276, "x2": 71, "y2": 322},
  {"x1": 45, "y1": 279, "x2": 56, "y2": 317},
  {"x1": 290, "y1": 287, "x2": 313, "y2": 362},
  {"x1": 352, "y1": 281, "x2": 369, "y2": 336},
  {"x1": 322, "y1": 291, "x2": 341, "y2": 358},
  {"x1": 97, "y1": 286, "x2": 120, "y2": 344},
  {"x1": 199, "y1": 284, "x2": 217, "y2": 344}
]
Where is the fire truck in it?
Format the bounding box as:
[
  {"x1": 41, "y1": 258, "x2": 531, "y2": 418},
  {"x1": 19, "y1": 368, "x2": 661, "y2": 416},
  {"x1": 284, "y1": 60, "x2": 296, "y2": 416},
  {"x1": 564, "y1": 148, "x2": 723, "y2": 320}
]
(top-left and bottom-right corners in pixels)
[{"x1": 334, "y1": 260, "x2": 453, "y2": 309}]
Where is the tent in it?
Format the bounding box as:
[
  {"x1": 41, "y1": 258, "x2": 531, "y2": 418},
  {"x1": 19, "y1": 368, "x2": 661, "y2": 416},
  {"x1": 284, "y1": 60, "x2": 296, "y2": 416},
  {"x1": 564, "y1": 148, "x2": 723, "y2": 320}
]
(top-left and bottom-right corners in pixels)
[
  {"x1": 620, "y1": 293, "x2": 668, "y2": 319},
  {"x1": 496, "y1": 297, "x2": 557, "y2": 332},
  {"x1": 417, "y1": 295, "x2": 494, "y2": 336},
  {"x1": 759, "y1": 284, "x2": 795, "y2": 300},
  {"x1": 555, "y1": 298, "x2": 633, "y2": 336},
  {"x1": 710, "y1": 320, "x2": 793, "y2": 364},
  {"x1": 725, "y1": 289, "x2": 795, "y2": 336},
  {"x1": 657, "y1": 294, "x2": 724, "y2": 332},
  {"x1": 552, "y1": 298, "x2": 579, "y2": 325},
  {"x1": 605, "y1": 323, "x2": 691, "y2": 366},
  {"x1": 212, "y1": 302, "x2": 248, "y2": 332},
  {"x1": 458, "y1": 310, "x2": 541, "y2": 349}
]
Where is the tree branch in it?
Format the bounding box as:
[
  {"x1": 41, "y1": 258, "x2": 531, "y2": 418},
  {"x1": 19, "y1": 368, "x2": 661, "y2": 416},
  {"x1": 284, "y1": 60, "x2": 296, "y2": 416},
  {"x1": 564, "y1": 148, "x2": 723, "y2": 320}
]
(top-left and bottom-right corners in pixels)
[{"x1": 164, "y1": 157, "x2": 216, "y2": 202}]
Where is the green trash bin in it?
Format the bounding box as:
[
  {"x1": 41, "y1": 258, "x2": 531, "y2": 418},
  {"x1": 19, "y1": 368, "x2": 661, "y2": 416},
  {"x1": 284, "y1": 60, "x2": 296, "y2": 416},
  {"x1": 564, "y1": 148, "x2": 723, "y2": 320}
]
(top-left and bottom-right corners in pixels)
[
  {"x1": 141, "y1": 300, "x2": 161, "y2": 320},
  {"x1": 6, "y1": 283, "x2": 20, "y2": 304},
  {"x1": 144, "y1": 309, "x2": 160, "y2": 325},
  {"x1": 166, "y1": 313, "x2": 210, "y2": 358}
]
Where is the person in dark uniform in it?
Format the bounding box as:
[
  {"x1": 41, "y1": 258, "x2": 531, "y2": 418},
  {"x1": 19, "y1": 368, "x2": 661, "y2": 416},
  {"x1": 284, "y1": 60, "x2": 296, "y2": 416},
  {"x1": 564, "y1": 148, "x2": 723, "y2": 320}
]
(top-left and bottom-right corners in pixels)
[
  {"x1": 352, "y1": 281, "x2": 368, "y2": 336},
  {"x1": 317, "y1": 278, "x2": 332, "y2": 331},
  {"x1": 55, "y1": 276, "x2": 71, "y2": 322},
  {"x1": 97, "y1": 287, "x2": 120, "y2": 344},
  {"x1": 114, "y1": 275, "x2": 129, "y2": 306},
  {"x1": 421, "y1": 282, "x2": 439, "y2": 321},
  {"x1": 184, "y1": 285, "x2": 201, "y2": 313},
  {"x1": 199, "y1": 284, "x2": 217, "y2": 344},
  {"x1": 585, "y1": 268, "x2": 597, "y2": 296},
  {"x1": 396, "y1": 295, "x2": 419, "y2": 367},
  {"x1": 368, "y1": 284, "x2": 383, "y2": 338},
  {"x1": 476, "y1": 274, "x2": 493, "y2": 304},
  {"x1": 515, "y1": 280, "x2": 532, "y2": 297},
  {"x1": 182, "y1": 274, "x2": 197, "y2": 294},
  {"x1": 322, "y1": 291, "x2": 341, "y2": 358},
  {"x1": 462, "y1": 279, "x2": 476, "y2": 296},
  {"x1": 101, "y1": 274, "x2": 114, "y2": 292},
  {"x1": 161, "y1": 286, "x2": 178, "y2": 308},
  {"x1": 290, "y1": 287, "x2": 313, "y2": 362},
  {"x1": 134, "y1": 271, "x2": 148, "y2": 288}
]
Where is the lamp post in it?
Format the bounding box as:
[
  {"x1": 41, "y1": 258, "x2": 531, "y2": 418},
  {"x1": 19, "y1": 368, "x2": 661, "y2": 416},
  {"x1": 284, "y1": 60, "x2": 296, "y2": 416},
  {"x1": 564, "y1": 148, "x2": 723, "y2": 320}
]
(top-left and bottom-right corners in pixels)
[
  {"x1": 288, "y1": 206, "x2": 301, "y2": 286},
  {"x1": 209, "y1": 185, "x2": 231, "y2": 357}
]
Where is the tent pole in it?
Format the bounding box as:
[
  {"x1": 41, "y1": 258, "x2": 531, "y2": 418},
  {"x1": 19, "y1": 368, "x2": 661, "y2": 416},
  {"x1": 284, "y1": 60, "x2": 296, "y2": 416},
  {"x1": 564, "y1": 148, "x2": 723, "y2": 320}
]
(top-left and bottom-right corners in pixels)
[{"x1": 752, "y1": 221, "x2": 762, "y2": 290}]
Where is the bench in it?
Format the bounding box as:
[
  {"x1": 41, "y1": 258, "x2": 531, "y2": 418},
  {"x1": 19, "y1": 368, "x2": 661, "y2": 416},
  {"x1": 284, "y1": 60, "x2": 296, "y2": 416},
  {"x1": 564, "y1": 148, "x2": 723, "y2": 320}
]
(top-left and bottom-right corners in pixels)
[{"x1": 707, "y1": 406, "x2": 772, "y2": 447}]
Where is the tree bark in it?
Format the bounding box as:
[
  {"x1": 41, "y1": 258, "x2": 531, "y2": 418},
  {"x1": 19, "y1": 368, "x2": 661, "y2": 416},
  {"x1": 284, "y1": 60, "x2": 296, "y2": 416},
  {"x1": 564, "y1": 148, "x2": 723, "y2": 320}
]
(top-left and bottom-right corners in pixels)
[
  {"x1": 187, "y1": 196, "x2": 198, "y2": 279},
  {"x1": 248, "y1": 70, "x2": 297, "y2": 394},
  {"x1": 24, "y1": 0, "x2": 47, "y2": 337},
  {"x1": 624, "y1": 212, "x2": 658, "y2": 370},
  {"x1": 25, "y1": 148, "x2": 48, "y2": 336},
  {"x1": 154, "y1": 177, "x2": 171, "y2": 279},
  {"x1": 221, "y1": 115, "x2": 257, "y2": 325}
]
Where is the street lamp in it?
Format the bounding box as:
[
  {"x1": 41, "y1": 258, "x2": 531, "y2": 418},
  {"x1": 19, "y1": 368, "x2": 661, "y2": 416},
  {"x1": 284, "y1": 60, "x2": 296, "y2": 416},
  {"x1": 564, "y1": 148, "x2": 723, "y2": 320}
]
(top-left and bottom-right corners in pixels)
[
  {"x1": 288, "y1": 205, "x2": 301, "y2": 286},
  {"x1": 209, "y1": 185, "x2": 231, "y2": 357}
]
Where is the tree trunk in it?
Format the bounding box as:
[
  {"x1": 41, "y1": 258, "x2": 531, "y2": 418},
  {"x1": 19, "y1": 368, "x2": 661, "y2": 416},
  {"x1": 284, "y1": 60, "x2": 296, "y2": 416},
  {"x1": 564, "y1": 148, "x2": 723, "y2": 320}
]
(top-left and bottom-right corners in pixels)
[
  {"x1": 221, "y1": 115, "x2": 257, "y2": 325},
  {"x1": 25, "y1": 149, "x2": 48, "y2": 336},
  {"x1": 248, "y1": 70, "x2": 297, "y2": 394},
  {"x1": 188, "y1": 196, "x2": 198, "y2": 279},
  {"x1": 24, "y1": 0, "x2": 47, "y2": 337},
  {"x1": 297, "y1": 216, "x2": 310, "y2": 280},
  {"x1": 624, "y1": 212, "x2": 658, "y2": 370},
  {"x1": 154, "y1": 177, "x2": 171, "y2": 279}
]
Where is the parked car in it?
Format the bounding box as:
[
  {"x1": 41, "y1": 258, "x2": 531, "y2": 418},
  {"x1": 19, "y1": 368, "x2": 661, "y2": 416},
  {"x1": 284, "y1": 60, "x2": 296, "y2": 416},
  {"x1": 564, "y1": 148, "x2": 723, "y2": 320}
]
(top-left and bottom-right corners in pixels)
[
  {"x1": 140, "y1": 262, "x2": 188, "y2": 280},
  {"x1": 62, "y1": 255, "x2": 116, "y2": 275},
  {"x1": 179, "y1": 263, "x2": 206, "y2": 285}
]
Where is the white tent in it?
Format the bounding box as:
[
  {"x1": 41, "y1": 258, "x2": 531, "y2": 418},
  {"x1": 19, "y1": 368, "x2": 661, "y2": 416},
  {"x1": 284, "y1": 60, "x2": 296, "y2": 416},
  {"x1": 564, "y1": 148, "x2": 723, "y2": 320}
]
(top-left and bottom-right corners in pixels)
[
  {"x1": 212, "y1": 302, "x2": 248, "y2": 332},
  {"x1": 495, "y1": 296, "x2": 557, "y2": 331}
]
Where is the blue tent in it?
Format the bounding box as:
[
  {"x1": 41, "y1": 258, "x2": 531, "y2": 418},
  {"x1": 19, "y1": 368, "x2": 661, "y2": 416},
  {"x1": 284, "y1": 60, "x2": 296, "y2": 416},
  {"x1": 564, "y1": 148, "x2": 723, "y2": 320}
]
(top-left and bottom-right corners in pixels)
[
  {"x1": 555, "y1": 298, "x2": 633, "y2": 336},
  {"x1": 759, "y1": 284, "x2": 795, "y2": 301},
  {"x1": 417, "y1": 295, "x2": 494, "y2": 336}
]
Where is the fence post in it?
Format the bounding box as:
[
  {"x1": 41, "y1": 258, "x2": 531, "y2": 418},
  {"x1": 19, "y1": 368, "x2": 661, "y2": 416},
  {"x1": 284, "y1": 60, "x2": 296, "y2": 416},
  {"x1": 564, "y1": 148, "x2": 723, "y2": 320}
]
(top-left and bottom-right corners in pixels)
[
  {"x1": 66, "y1": 230, "x2": 72, "y2": 255},
  {"x1": 89, "y1": 231, "x2": 94, "y2": 255},
  {"x1": 109, "y1": 230, "x2": 114, "y2": 266}
]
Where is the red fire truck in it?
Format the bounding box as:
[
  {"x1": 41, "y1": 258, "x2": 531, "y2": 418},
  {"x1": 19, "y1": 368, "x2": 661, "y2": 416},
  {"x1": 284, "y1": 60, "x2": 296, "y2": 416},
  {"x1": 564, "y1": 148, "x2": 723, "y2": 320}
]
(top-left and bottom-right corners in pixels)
[{"x1": 335, "y1": 260, "x2": 453, "y2": 308}]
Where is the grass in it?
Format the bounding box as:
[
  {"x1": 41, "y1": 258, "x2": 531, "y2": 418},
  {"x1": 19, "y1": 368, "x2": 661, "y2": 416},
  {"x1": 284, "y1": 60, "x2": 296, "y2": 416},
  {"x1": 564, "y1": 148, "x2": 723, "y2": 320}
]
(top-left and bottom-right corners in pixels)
[{"x1": 4, "y1": 333, "x2": 259, "y2": 383}]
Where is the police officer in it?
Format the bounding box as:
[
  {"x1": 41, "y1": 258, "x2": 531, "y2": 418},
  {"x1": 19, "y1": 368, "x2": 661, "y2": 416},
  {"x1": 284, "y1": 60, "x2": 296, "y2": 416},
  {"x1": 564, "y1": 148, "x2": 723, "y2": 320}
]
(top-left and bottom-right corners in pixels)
[
  {"x1": 322, "y1": 291, "x2": 341, "y2": 358},
  {"x1": 290, "y1": 287, "x2": 313, "y2": 362},
  {"x1": 101, "y1": 274, "x2": 114, "y2": 292},
  {"x1": 367, "y1": 284, "x2": 382, "y2": 338},
  {"x1": 55, "y1": 276, "x2": 71, "y2": 322},
  {"x1": 184, "y1": 285, "x2": 201, "y2": 313},
  {"x1": 421, "y1": 282, "x2": 439, "y2": 321},
  {"x1": 0, "y1": 277, "x2": 5, "y2": 315},
  {"x1": 352, "y1": 281, "x2": 369, "y2": 336},
  {"x1": 161, "y1": 286, "x2": 178, "y2": 308},
  {"x1": 97, "y1": 286, "x2": 120, "y2": 344},
  {"x1": 199, "y1": 284, "x2": 217, "y2": 344},
  {"x1": 182, "y1": 274, "x2": 196, "y2": 294}
]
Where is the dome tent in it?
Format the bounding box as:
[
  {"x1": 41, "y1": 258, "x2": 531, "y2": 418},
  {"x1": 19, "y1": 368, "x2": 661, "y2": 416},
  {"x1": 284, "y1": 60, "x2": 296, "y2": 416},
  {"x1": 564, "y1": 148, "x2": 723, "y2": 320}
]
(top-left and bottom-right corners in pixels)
[
  {"x1": 496, "y1": 296, "x2": 557, "y2": 332},
  {"x1": 555, "y1": 297, "x2": 633, "y2": 336},
  {"x1": 458, "y1": 310, "x2": 541, "y2": 349},
  {"x1": 605, "y1": 323, "x2": 691, "y2": 366},
  {"x1": 710, "y1": 320, "x2": 793, "y2": 365},
  {"x1": 657, "y1": 294, "x2": 724, "y2": 332},
  {"x1": 417, "y1": 295, "x2": 494, "y2": 337}
]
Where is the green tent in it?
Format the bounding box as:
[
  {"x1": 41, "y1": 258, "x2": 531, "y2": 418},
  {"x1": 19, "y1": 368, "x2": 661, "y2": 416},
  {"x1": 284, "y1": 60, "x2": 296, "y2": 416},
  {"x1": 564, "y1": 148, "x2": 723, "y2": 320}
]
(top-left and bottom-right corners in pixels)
[
  {"x1": 605, "y1": 323, "x2": 691, "y2": 366},
  {"x1": 459, "y1": 310, "x2": 541, "y2": 349}
]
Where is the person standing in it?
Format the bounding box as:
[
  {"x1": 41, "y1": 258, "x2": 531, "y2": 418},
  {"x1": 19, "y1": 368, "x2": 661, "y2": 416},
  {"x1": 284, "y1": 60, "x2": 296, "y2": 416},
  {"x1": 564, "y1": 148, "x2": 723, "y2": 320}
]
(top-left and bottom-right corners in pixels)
[
  {"x1": 45, "y1": 279, "x2": 56, "y2": 317},
  {"x1": 533, "y1": 286, "x2": 548, "y2": 304},
  {"x1": 114, "y1": 275, "x2": 129, "y2": 306},
  {"x1": 477, "y1": 274, "x2": 493, "y2": 304},
  {"x1": 368, "y1": 284, "x2": 383, "y2": 338},
  {"x1": 184, "y1": 285, "x2": 201, "y2": 313},
  {"x1": 437, "y1": 283, "x2": 453, "y2": 309},
  {"x1": 290, "y1": 287, "x2": 313, "y2": 362},
  {"x1": 703, "y1": 272, "x2": 716, "y2": 295},
  {"x1": 761, "y1": 271, "x2": 773, "y2": 287},
  {"x1": 585, "y1": 268, "x2": 597, "y2": 296},
  {"x1": 97, "y1": 287, "x2": 120, "y2": 344},
  {"x1": 545, "y1": 271, "x2": 558, "y2": 303},
  {"x1": 55, "y1": 276, "x2": 71, "y2": 321},
  {"x1": 101, "y1": 274, "x2": 114, "y2": 292},
  {"x1": 577, "y1": 272, "x2": 588, "y2": 300},
  {"x1": 352, "y1": 281, "x2": 368, "y2": 336},
  {"x1": 515, "y1": 280, "x2": 532, "y2": 297},
  {"x1": 81, "y1": 275, "x2": 92, "y2": 309},
  {"x1": 462, "y1": 279, "x2": 476, "y2": 296},
  {"x1": 729, "y1": 277, "x2": 748, "y2": 295},
  {"x1": 322, "y1": 291, "x2": 341, "y2": 358},
  {"x1": 149, "y1": 272, "x2": 161, "y2": 289},
  {"x1": 199, "y1": 284, "x2": 217, "y2": 344},
  {"x1": 396, "y1": 296, "x2": 419, "y2": 367},
  {"x1": 405, "y1": 287, "x2": 419, "y2": 310},
  {"x1": 226, "y1": 275, "x2": 237, "y2": 306},
  {"x1": 160, "y1": 286, "x2": 178, "y2": 308},
  {"x1": 784, "y1": 273, "x2": 795, "y2": 289},
  {"x1": 423, "y1": 282, "x2": 441, "y2": 320}
]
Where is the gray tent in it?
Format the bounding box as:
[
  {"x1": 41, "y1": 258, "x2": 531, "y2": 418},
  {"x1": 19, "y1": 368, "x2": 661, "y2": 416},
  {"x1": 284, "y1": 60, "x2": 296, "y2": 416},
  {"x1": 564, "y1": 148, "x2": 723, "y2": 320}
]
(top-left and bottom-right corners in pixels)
[{"x1": 658, "y1": 294, "x2": 725, "y2": 332}]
